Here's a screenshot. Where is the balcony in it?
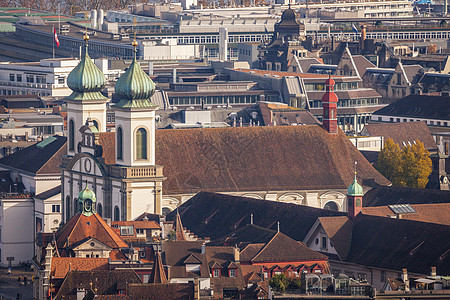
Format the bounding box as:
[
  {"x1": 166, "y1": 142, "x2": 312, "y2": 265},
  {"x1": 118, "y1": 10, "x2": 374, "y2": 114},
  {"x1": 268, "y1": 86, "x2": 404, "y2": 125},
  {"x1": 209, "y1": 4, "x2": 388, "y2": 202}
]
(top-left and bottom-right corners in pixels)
[{"x1": 109, "y1": 165, "x2": 164, "y2": 179}]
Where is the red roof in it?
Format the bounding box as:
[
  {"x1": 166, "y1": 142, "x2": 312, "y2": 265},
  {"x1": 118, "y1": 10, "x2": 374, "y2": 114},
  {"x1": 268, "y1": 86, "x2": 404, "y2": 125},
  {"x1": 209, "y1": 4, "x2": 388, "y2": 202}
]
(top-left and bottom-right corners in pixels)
[
  {"x1": 50, "y1": 257, "x2": 109, "y2": 279},
  {"x1": 56, "y1": 213, "x2": 128, "y2": 249}
]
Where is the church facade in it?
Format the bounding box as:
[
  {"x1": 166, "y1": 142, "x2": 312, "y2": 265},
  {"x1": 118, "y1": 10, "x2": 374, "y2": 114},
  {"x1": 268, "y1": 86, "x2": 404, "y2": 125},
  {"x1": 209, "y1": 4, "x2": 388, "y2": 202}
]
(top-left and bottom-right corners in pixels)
[
  {"x1": 61, "y1": 35, "x2": 164, "y2": 223},
  {"x1": 60, "y1": 34, "x2": 390, "y2": 223}
]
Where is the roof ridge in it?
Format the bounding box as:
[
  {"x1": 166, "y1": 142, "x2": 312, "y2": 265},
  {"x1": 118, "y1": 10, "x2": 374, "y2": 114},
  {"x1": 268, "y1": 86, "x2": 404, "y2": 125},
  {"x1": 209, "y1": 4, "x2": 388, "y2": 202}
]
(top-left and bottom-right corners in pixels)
[
  {"x1": 93, "y1": 213, "x2": 127, "y2": 248},
  {"x1": 35, "y1": 139, "x2": 66, "y2": 174},
  {"x1": 250, "y1": 232, "x2": 280, "y2": 262}
]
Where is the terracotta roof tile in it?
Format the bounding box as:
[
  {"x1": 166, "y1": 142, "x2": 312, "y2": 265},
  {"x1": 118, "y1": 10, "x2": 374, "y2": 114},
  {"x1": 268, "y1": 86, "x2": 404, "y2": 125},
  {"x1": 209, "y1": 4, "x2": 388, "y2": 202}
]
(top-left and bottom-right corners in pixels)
[
  {"x1": 169, "y1": 192, "x2": 347, "y2": 242},
  {"x1": 50, "y1": 257, "x2": 109, "y2": 279},
  {"x1": 98, "y1": 132, "x2": 116, "y2": 165},
  {"x1": 363, "y1": 186, "x2": 450, "y2": 207},
  {"x1": 149, "y1": 251, "x2": 168, "y2": 284},
  {"x1": 250, "y1": 232, "x2": 327, "y2": 263},
  {"x1": 318, "y1": 216, "x2": 353, "y2": 260},
  {"x1": 0, "y1": 135, "x2": 66, "y2": 175},
  {"x1": 56, "y1": 213, "x2": 128, "y2": 250},
  {"x1": 363, "y1": 203, "x2": 450, "y2": 226},
  {"x1": 362, "y1": 121, "x2": 437, "y2": 151},
  {"x1": 346, "y1": 214, "x2": 450, "y2": 274},
  {"x1": 127, "y1": 283, "x2": 194, "y2": 299},
  {"x1": 155, "y1": 126, "x2": 390, "y2": 194}
]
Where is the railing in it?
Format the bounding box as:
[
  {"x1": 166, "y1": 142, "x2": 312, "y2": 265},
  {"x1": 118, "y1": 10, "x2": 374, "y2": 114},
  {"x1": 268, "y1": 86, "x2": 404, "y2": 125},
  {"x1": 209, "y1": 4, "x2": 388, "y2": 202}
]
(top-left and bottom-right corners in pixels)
[{"x1": 109, "y1": 165, "x2": 164, "y2": 179}]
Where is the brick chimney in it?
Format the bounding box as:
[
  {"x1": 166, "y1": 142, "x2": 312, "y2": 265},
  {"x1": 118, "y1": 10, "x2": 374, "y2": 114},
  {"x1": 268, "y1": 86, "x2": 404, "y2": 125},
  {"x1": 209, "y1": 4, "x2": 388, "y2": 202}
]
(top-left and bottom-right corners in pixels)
[{"x1": 321, "y1": 76, "x2": 338, "y2": 134}]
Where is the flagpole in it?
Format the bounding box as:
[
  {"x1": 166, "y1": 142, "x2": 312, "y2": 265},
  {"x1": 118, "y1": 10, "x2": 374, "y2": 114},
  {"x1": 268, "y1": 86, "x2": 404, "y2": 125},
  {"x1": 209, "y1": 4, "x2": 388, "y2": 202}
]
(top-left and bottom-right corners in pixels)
[{"x1": 52, "y1": 26, "x2": 55, "y2": 59}]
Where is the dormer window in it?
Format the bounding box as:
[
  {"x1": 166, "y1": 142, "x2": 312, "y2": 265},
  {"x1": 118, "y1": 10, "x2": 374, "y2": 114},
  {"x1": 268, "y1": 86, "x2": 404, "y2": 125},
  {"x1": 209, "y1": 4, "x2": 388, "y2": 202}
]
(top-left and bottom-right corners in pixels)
[
  {"x1": 229, "y1": 269, "x2": 236, "y2": 277},
  {"x1": 213, "y1": 269, "x2": 221, "y2": 277}
]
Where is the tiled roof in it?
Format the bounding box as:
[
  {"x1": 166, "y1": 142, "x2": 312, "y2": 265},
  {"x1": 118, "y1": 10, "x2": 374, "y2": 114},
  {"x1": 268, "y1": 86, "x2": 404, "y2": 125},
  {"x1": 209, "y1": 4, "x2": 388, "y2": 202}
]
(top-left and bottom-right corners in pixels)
[
  {"x1": 126, "y1": 283, "x2": 194, "y2": 300},
  {"x1": 168, "y1": 192, "x2": 346, "y2": 242},
  {"x1": 234, "y1": 68, "x2": 346, "y2": 79},
  {"x1": 155, "y1": 126, "x2": 390, "y2": 194},
  {"x1": 373, "y1": 95, "x2": 450, "y2": 120},
  {"x1": 250, "y1": 232, "x2": 327, "y2": 263},
  {"x1": 149, "y1": 251, "x2": 168, "y2": 284},
  {"x1": 306, "y1": 89, "x2": 381, "y2": 100},
  {"x1": 98, "y1": 132, "x2": 116, "y2": 165},
  {"x1": 362, "y1": 121, "x2": 437, "y2": 151},
  {"x1": 204, "y1": 246, "x2": 246, "y2": 293},
  {"x1": 56, "y1": 213, "x2": 128, "y2": 250},
  {"x1": 112, "y1": 221, "x2": 161, "y2": 230},
  {"x1": 54, "y1": 270, "x2": 141, "y2": 300},
  {"x1": 346, "y1": 214, "x2": 450, "y2": 275},
  {"x1": 35, "y1": 185, "x2": 61, "y2": 200},
  {"x1": 271, "y1": 110, "x2": 320, "y2": 126},
  {"x1": 362, "y1": 203, "x2": 450, "y2": 226},
  {"x1": 352, "y1": 55, "x2": 376, "y2": 78},
  {"x1": 50, "y1": 257, "x2": 109, "y2": 279},
  {"x1": 403, "y1": 65, "x2": 422, "y2": 83},
  {"x1": 175, "y1": 212, "x2": 187, "y2": 241},
  {"x1": 163, "y1": 241, "x2": 209, "y2": 279},
  {"x1": 0, "y1": 135, "x2": 66, "y2": 174},
  {"x1": 363, "y1": 186, "x2": 450, "y2": 207},
  {"x1": 318, "y1": 216, "x2": 353, "y2": 260}
]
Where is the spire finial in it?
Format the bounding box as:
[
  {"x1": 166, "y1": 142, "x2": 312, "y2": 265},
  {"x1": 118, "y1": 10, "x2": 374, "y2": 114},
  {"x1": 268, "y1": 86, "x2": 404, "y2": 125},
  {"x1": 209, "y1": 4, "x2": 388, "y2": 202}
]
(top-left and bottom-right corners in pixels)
[
  {"x1": 132, "y1": 17, "x2": 138, "y2": 61},
  {"x1": 250, "y1": 213, "x2": 253, "y2": 225},
  {"x1": 277, "y1": 221, "x2": 280, "y2": 232},
  {"x1": 83, "y1": 12, "x2": 89, "y2": 53},
  {"x1": 354, "y1": 161, "x2": 357, "y2": 176}
]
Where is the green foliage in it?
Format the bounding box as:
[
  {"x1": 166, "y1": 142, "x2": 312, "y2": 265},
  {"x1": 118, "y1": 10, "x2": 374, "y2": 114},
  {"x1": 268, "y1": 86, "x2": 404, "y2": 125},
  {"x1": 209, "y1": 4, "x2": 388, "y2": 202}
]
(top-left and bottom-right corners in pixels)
[
  {"x1": 269, "y1": 274, "x2": 287, "y2": 293},
  {"x1": 376, "y1": 139, "x2": 432, "y2": 188},
  {"x1": 166, "y1": 230, "x2": 176, "y2": 241},
  {"x1": 269, "y1": 274, "x2": 302, "y2": 293}
]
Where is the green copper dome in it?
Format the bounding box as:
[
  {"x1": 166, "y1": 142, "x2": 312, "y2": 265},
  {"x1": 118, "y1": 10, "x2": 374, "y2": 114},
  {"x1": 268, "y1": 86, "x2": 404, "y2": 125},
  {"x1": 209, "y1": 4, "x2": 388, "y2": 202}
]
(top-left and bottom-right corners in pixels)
[
  {"x1": 78, "y1": 186, "x2": 97, "y2": 217},
  {"x1": 114, "y1": 50, "x2": 156, "y2": 108},
  {"x1": 347, "y1": 173, "x2": 364, "y2": 196},
  {"x1": 66, "y1": 43, "x2": 108, "y2": 101}
]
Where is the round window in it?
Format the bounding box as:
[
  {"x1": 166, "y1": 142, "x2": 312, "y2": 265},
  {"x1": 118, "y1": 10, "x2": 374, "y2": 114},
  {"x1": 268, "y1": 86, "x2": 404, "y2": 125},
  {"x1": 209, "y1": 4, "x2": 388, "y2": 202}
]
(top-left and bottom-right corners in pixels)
[
  {"x1": 90, "y1": 242, "x2": 95, "y2": 247},
  {"x1": 315, "y1": 238, "x2": 319, "y2": 245}
]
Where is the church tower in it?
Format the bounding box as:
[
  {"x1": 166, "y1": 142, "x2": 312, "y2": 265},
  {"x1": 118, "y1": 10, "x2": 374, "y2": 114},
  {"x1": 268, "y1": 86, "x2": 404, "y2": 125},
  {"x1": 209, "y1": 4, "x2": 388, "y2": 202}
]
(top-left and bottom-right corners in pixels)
[
  {"x1": 347, "y1": 167, "x2": 364, "y2": 219},
  {"x1": 114, "y1": 40, "x2": 157, "y2": 167},
  {"x1": 113, "y1": 39, "x2": 164, "y2": 218},
  {"x1": 321, "y1": 76, "x2": 338, "y2": 134},
  {"x1": 65, "y1": 34, "x2": 108, "y2": 156}
]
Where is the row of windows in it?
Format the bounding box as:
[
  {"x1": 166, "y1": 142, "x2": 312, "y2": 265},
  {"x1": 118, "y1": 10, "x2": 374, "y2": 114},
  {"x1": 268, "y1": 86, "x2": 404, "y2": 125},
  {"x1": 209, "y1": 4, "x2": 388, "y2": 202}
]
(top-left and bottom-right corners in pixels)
[
  {"x1": 154, "y1": 34, "x2": 268, "y2": 45},
  {"x1": 170, "y1": 95, "x2": 259, "y2": 106},
  {"x1": 309, "y1": 98, "x2": 378, "y2": 108},
  {"x1": 317, "y1": 31, "x2": 450, "y2": 42},
  {"x1": 381, "y1": 117, "x2": 449, "y2": 127},
  {"x1": 0, "y1": 89, "x2": 51, "y2": 97},
  {"x1": 304, "y1": 82, "x2": 359, "y2": 92}
]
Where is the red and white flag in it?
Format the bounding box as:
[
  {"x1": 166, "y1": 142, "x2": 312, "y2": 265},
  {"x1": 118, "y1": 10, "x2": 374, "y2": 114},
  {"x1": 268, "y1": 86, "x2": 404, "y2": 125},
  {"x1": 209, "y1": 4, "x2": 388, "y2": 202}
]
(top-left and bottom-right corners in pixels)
[{"x1": 54, "y1": 27, "x2": 60, "y2": 47}]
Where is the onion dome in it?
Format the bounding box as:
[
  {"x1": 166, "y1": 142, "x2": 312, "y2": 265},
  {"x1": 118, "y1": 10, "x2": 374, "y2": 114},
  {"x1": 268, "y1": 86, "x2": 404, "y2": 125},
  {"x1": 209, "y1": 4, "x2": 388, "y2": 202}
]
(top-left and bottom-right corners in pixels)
[
  {"x1": 66, "y1": 35, "x2": 108, "y2": 101},
  {"x1": 347, "y1": 173, "x2": 364, "y2": 196},
  {"x1": 78, "y1": 185, "x2": 97, "y2": 217},
  {"x1": 114, "y1": 40, "x2": 156, "y2": 109}
]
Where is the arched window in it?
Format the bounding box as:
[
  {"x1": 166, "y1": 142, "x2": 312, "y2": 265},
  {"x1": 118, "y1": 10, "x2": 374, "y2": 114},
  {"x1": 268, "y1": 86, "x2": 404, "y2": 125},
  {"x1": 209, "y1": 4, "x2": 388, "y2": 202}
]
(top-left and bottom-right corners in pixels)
[
  {"x1": 114, "y1": 206, "x2": 120, "y2": 221},
  {"x1": 323, "y1": 201, "x2": 339, "y2": 211},
  {"x1": 93, "y1": 120, "x2": 99, "y2": 130},
  {"x1": 69, "y1": 119, "x2": 75, "y2": 151},
  {"x1": 117, "y1": 127, "x2": 123, "y2": 160},
  {"x1": 162, "y1": 207, "x2": 172, "y2": 216},
  {"x1": 66, "y1": 195, "x2": 71, "y2": 221},
  {"x1": 74, "y1": 198, "x2": 78, "y2": 214},
  {"x1": 97, "y1": 203, "x2": 103, "y2": 217},
  {"x1": 136, "y1": 128, "x2": 147, "y2": 160}
]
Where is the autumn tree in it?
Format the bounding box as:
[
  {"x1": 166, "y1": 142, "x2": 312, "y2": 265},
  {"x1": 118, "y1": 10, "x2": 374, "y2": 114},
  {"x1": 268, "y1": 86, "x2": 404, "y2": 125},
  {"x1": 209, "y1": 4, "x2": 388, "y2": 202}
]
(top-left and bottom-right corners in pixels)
[
  {"x1": 376, "y1": 138, "x2": 432, "y2": 188},
  {"x1": 376, "y1": 138, "x2": 402, "y2": 184}
]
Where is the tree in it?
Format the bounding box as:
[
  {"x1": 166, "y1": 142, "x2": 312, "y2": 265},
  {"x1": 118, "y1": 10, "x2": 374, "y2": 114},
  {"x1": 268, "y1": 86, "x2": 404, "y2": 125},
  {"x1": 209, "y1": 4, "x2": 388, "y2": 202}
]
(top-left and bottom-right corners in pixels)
[
  {"x1": 376, "y1": 138, "x2": 402, "y2": 185},
  {"x1": 269, "y1": 274, "x2": 288, "y2": 293},
  {"x1": 400, "y1": 141, "x2": 432, "y2": 188},
  {"x1": 376, "y1": 139, "x2": 432, "y2": 188}
]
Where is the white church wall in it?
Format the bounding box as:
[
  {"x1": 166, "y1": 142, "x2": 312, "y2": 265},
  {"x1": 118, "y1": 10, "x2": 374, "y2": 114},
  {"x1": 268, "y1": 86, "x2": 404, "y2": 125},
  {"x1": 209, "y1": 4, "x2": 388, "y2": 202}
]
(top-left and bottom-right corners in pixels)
[{"x1": 130, "y1": 181, "x2": 156, "y2": 220}]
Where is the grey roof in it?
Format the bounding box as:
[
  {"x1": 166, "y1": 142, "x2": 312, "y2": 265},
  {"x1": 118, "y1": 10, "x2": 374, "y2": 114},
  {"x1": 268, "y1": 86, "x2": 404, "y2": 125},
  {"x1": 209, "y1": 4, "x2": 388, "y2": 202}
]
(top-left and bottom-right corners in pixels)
[
  {"x1": 352, "y1": 55, "x2": 376, "y2": 78},
  {"x1": 373, "y1": 95, "x2": 450, "y2": 120}
]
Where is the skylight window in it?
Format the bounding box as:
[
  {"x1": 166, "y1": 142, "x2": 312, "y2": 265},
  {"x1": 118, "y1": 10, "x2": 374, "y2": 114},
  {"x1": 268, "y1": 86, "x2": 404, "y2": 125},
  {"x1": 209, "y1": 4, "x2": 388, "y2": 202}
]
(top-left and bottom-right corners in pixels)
[{"x1": 388, "y1": 204, "x2": 417, "y2": 214}]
